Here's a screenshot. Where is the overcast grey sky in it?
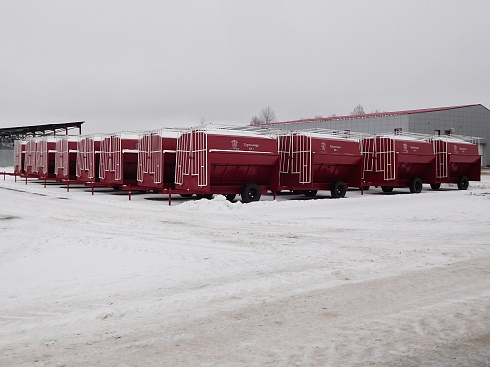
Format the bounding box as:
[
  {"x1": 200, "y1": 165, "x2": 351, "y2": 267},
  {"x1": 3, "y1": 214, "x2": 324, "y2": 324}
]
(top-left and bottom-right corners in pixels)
[{"x1": 1, "y1": 0, "x2": 489, "y2": 134}]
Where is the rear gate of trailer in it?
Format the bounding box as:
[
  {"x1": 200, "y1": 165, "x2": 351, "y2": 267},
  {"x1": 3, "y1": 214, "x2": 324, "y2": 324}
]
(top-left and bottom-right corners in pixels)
[
  {"x1": 137, "y1": 129, "x2": 179, "y2": 193},
  {"x1": 76, "y1": 135, "x2": 103, "y2": 186},
  {"x1": 99, "y1": 133, "x2": 140, "y2": 190},
  {"x1": 55, "y1": 136, "x2": 78, "y2": 182}
]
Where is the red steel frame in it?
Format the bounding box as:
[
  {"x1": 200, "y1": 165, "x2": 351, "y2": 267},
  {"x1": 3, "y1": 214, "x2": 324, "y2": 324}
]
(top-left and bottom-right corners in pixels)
[
  {"x1": 33, "y1": 137, "x2": 57, "y2": 179},
  {"x1": 54, "y1": 136, "x2": 79, "y2": 182},
  {"x1": 278, "y1": 130, "x2": 365, "y2": 197},
  {"x1": 99, "y1": 132, "x2": 140, "y2": 190},
  {"x1": 14, "y1": 140, "x2": 26, "y2": 175},
  {"x1": 175, "y1": 127, "x2": 280, "y2": 199},
  {"x1": 23, "y1": 138, "x2": 38, "y2": 177},
  {"x1": 76, "y1": 135, "x2": 103, "y2": 185},
  {"x1": 137, "y1": 129, "x2": 180, "y2": 192}
]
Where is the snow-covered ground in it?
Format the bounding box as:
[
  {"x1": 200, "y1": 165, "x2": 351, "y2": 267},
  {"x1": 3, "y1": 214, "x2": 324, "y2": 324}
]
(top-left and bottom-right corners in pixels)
[{"x1": 1, "y1": 168, "x2": 490, "y2": 367}]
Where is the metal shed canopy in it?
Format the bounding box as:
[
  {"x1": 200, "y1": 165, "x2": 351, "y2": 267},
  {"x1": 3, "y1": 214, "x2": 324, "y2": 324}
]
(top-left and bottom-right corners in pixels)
[{"x1": 0, "y1": 121, "x2": 84, "y2": 143}]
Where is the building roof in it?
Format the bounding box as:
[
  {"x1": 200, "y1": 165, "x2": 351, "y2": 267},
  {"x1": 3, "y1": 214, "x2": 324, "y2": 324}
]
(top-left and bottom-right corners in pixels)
[
  {"x1": 267, "y1": 104, "x2": 486, "y2": 126},
  {"x1": 0, "y1": 121, "x2": 84, "y2": 143}
]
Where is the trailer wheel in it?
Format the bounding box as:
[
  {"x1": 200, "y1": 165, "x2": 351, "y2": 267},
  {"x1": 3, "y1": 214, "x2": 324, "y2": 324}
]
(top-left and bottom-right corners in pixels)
[
  {"x1": 113, "y1": 185, "x2": 122, "y2": 191},
  {"x1": 203, "y1": 194, "x2": 214, "y2": 200},
  {"x1": 303, "y1": 190, "x2": 317, "y2": 197},
  {"x1": 331, "y1": 181, "x2": 347, "y2": 198},
  {"x1": 457, "y1": 176, "x2": 469, "y2": 190},
  {"x1": 241, "y1": 183, "x2": 261, "y2": 203},
  {"x1": 179, "y1": 194, "x2": 193, "y2": 198},
  {"x1": 363, "y1": 186, "x2": 370, "y2": 190},
  {"x1": 381, "y1": 186, "x2": 393, "y2": 193},
  {"x1": 409, "y1": 177, "x2": 423, "y2": 193},
  {"x1": 430, "y1": 183, "x2": 441, "y2": 190},
  {"x1": 225, "y1": 194, "x2": 236, "y2": 202}
]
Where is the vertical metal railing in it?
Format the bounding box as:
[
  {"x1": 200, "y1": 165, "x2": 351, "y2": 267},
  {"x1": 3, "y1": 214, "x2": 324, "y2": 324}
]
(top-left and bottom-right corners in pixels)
[
  {"x1": 175, "y1": 131, "x2": 190, "y2": 185},
  {"x1": 137, "y1": 133, "x2": 149, "y2": 183},
  {"x1": 291, "y1": 132, "x2": 311, "y2": 184},
  {"x1": 114, "y1": 135, "x2": 123, "y2": 181},
  {"x1": 432, "y1": 137, "x2": 448, "y2": 179},
  {"x1": 14, "y1": 140, "x2": 24, "y2": 173},
  {"x1": 151, "y1": 131, "x2": 162, "y2": 184},
  {"x1": 278, "y1": 134, "x2": 291, "y2": 174},
  {"x1": 376, "y1": 136, "x2": 396, "y2": 180},
  {"x1": 192, "y1": 129, "x2": 208, "y2": 187}
]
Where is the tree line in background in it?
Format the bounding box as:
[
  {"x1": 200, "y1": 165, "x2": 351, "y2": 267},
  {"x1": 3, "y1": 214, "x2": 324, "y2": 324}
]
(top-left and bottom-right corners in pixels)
[{"x1": 250, "y1": 104, "x2": 384, "y2": 125}]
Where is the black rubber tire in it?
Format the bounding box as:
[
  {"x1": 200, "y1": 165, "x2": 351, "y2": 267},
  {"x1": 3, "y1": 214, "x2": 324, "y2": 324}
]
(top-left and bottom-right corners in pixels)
[
  {"x1": 381, "y1": 186, "x2": 393, "y2": 193},
  {"x1": 457, "y1": 176, "x2": 469, "y2": 190},
  {"x1": 113, "y1": 185, "x2": 122, "y2": 191},
  {"x1": 331, "y1": 181, "x2": 347, "y2": 198},
  {"x1": 303, "y1": 190, "x2": 317, "y2": 198},
  {"x1": 430, "y1": 183, "x2": 441, "y2": 190},
  {"x1": 409, "y1": 177, "x2": 423, "y2": 194},
  {"x1": 363, "y1": 186, "x2": 370, "y2": 191},
  {"x1": 202, "y1": 194, "x2": 214, "y2": 200},
  {"x1": 179, "y1": 193, "x2": 193, "y2": 198},
  {"x1": 225, "y1": 194, "x2": 236, "y2": 202},
  {"x1": 241, "y1": 183, "x2": 261, "y2": 203}
]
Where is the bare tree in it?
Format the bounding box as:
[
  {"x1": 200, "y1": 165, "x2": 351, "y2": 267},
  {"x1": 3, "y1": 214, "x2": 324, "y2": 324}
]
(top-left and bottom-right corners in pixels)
[
  {"x1": 250, "y1": 106, "x2": 276, "y2": 125},
  {"x1": 351, "y1": 104, "x2": 365, "y2": 115}
]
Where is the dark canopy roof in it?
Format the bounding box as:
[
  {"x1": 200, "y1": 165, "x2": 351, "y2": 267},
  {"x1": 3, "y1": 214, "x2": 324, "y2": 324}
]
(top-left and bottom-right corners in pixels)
[{"x1": 0, "y1": 121, "x2": 84, "y2": 143}]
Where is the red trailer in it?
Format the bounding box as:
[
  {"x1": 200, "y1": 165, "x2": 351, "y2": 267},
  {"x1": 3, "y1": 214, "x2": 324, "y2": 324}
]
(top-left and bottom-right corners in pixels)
[
  {"x1": 137, "y1": 129, "x2": 180, "y2": 193},
  {"x1": 278, "y1": 130, "x2": 365, "y2": 198},
  {"x1": 174, "y1": 127, "x2": 280, "y2": 202},
  {"x1": 33, "y1": 137, "x2": 57, "y2": 179},
  {"x1": 14, "y1": 140, "x2": 26, "y2": 175},
  {"x1": 54, "y1": 136, "x2": 79, "y2": 182},
  {"x1": 76, "y1": 135, "x2": 103, "y2": 185},
  {"x1": 361, "y1": 132, "x2": 436, "y2": 193},
  {"x1": 430, "y1": 135, "x2": 481, "y2": 190},
  {"x1": 99, "y1": 132, "x2": 140, "y2": 190}
]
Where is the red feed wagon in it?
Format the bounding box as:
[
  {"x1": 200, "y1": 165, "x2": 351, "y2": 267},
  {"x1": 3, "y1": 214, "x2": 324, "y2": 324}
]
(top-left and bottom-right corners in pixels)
[
  {"x1": 14, "y1": 140, "x2": 26, "y2": 175},
  {"x1": 99, "y1": 132, "x2": 140, "y2": 190},
  {"x1": 361, "y1": 132, "x2": 436, "y2": 193},
  {"x1": 54, "y1": 136, "x2": 79, "y2": 182},
  {"x1": 76, "y1": 135, "x2": 103, "y2": 185},
  {"x1": 33, "y1": 137, "x2": 57, "y2": 179},
  {"x1": 137, "y1": 129, "x2": 180, "y2": 193},
  {"x1": 429, "y1": 134, "x2": 481, "y2": 190},
  {"x1": 277, "y1": 129, "x2": 365, "y2": 198},
  {"x1": 174, "y1": 126, "x2": 280, "y2": 202}
]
